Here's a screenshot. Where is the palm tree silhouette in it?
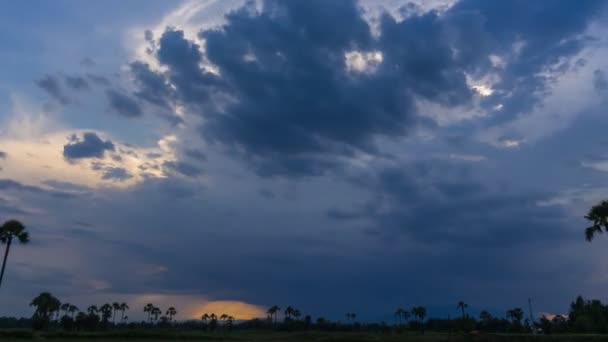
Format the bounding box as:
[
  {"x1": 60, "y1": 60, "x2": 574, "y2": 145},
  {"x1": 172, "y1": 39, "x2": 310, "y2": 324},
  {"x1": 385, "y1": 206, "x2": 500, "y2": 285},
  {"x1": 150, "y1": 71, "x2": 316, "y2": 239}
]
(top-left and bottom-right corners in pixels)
[
  {"x1": 60, "y1": 303, "x2": 70, "y2": 317},
  {"x1": 87, "y1": 305, "x2": 98, "y2": 315},
  {"x1": 166, "y1": 307, "x2": 177, "y2": 322},
  {"x1": 267, "y1": 305, "x2": 280, "y2": 324},
  {"x1": 585, "y1": 200, "x2": 608, "y2": 241},
  {"x1": 285, "y1": 306, "x2": 294, "y2": 320},
  {"x1": 112, "y1": 302, "x2": 120, "y2": 324},
  {"x1": 119, "y1": 303, "x2": 129, "y2": 323},
  {"x1": 201, "y1": 313, "x2": 210, "y2": 324},
  {"x1": 0, "y1": 220, "x2": 29, "y2": 288},
  {"x1": 151, "y1": 306, "x2": 161, "y2": 322},
  {"x1": 412, "y1": 306, "x2": 426, "y2": 324},
  {"x1": 457, "y1": 301, "x2": 468, "y2": 319},
  {"x1": 100, "y1": 304, "x2": 113, "y2": 322},
  {"x1": 68, "y1": 304, "x2": 79, "y2": 319},
  {"x1": 293, "y1": 309, "x2": 301, "y2": 321},
  {"x1": 30, "y1": 292, "x2": 60, "y2": 323},
  {"x1": 144, "y1": 303, "x2": 154, "y2": 322}
]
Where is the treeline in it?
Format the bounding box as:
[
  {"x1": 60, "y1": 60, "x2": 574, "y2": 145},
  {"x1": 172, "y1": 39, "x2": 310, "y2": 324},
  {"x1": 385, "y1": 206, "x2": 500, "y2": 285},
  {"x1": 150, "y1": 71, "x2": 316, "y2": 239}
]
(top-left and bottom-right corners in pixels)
[{"x1": 12, "y1": 292, "x2": 608, "y2": 335}]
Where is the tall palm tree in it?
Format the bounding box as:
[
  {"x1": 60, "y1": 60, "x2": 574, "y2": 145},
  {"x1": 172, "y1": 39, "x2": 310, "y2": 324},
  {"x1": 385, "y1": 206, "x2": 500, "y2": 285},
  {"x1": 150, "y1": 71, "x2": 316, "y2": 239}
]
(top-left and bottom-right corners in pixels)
[
  {"x1": 412, "y1": 306, "x2": 426, "y2": 324},
  {"x1": 293, "y1": 309, "x2": 301, "y2": 321},
  {"x1": 457, "y1": 301, "x2": 468, "y2": 319},
  {"x1": 201, "y1": 313, "x2": 210, "y2": 324},
  {"x1": 585, "y1": 200, "x2": 608, "y2": 241},
  {"x1": 267, "y1": 305, "x2": 280, "y2": 324},
  {"x1": 166, "y1": 307, "x2": 177, "y2": 322},
  {"x1": 68, "y1": 305, "x2": 79, "y2": 319},
  {"x1": 0, "y1": 220, "x2": 29, "y2": 288},
  {"x1": 100, "y1": 304, "x2": 113, "y2": 322},
  {"x1": 112, "y1": 302, "x2": 120, "y2": 324},
  {"x1": 60, "y1": 303, "x2": 70, "y2": 317},
  {"x1": 119, "y1": 303, "x2": 129, "y2": 323},
  {"x1": 144, "y1": 303, "x2": 154, "y2": 322},
  {"x1": 30, "y1": 292, "x2": 60, "y2": 322},
  {"x1": 506, "y1": 308, "x2": 524, "y2": 325},
  {"x1": 87, "y1": 305, "x2": 98, "y2": 315},
  {"x1": 151, "y1": 307, "x2": 162, "y2": 322},
  {"x1": 285, "y1": 306, "x2": 295, "y2": 319}
]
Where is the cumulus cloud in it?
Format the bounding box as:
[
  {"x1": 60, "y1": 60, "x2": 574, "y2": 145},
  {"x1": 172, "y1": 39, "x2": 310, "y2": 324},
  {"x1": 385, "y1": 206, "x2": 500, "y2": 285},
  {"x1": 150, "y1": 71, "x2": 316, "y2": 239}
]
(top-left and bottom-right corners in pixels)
[
  {"x1": 63, "y1": 132, "x2": 115, "y2": 159},
  {"x1": 128, "y1": 0, "x2": 604, "y2": 177}
]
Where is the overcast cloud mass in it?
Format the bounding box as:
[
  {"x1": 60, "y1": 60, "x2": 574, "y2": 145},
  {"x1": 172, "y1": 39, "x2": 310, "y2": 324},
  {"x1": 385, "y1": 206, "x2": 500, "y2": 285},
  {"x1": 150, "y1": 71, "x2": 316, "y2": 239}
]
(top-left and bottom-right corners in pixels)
[{"x1": 1, "y1": 0, "x2": 608, "y2": 321}]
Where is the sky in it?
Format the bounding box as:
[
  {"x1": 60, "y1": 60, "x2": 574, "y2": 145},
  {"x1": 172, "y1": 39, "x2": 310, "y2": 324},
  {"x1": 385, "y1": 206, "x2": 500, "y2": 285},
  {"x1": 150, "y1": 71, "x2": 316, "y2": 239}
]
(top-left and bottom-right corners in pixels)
[{"x1": 1, "y1": 0, "x2": 608, "y2": 322}]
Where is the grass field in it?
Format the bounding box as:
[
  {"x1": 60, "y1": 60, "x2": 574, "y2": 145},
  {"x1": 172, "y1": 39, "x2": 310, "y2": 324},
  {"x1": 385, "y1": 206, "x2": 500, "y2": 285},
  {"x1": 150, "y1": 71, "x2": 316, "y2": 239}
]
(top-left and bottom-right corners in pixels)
[{"x1": 5, "y1": 330, "x2": 608, "y2": 342}]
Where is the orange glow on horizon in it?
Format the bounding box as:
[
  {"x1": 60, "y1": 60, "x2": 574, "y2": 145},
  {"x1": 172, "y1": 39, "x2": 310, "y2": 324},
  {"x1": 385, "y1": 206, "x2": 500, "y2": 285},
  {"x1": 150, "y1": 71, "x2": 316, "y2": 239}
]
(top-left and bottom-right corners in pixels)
[{"x1": 192, "y1": 300, "x2": 266, "y2": 320}]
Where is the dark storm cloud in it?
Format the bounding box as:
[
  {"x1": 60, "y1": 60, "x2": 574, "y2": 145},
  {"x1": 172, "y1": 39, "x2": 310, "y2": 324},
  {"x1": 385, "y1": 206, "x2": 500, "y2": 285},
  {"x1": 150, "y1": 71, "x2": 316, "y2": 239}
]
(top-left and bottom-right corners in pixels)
[
  {"x1": 184, "y1": 149, "x2": 207, "y2": 161},
  {"x1": 63, "y1": 132, "x2": 115, "y2": 159},
  {"x1": 37, "y1": 75, "x2": 70, "y2": 105},
  {"x1": 330, "y1": 162, "x2": 575, "y2": 247},
  {"x1": 130, "y1": 0, "x2": 603, "y2": 177},
  {"x1": 105, "y1": 89, "x2": 142, "y2": 117},
  {"x1": 162, "y1": 161, "x2": 203, "y2": 177},
  {"x1": 65, "y1": 75, "x2": 90, "y2": 91},
  {"x1": 101, "y1": 167, "x2": 133, "y2": 181},
  {"x1": 130, "y1": 61, "x2": 174, "y2": 109}
]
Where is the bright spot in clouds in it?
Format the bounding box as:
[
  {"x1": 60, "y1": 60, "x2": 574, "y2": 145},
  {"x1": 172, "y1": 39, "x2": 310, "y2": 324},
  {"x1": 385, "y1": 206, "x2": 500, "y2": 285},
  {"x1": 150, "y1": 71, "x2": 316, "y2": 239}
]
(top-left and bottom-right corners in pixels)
[{"x1": 345, "y1": 50, "x2": 383, "y2": 73}]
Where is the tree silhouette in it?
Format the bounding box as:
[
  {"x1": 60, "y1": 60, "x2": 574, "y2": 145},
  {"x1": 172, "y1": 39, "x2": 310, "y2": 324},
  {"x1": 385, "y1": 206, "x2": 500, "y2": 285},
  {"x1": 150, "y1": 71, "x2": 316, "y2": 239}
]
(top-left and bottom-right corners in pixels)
[
  {"x1": 585, "y1": 200, "x2": 608, "y2": 241},
  {"x1": 100, "y1": 304, "x2": 113, "y2": 323},
  {"x1": 412, "y1": 306, "x2": 426, "y2": 324},
  {"x1": 144, "y1": 303, "x2": 154, "y2": 323},
  {"x1": 506, "y1": 308, "x2": 524, "y2": 325},
  {"x1": 285, "y1": 306, "x2": 295, "y2": 320},
  {"x1": 119, "y1": 303, "x2": 129, "y2": 323},
  {"x1": 151, "y1": 306, "x2": 162, "y2": 322},
  {"x1": 166, "y1": 307, "x2": 177, "y2": 322},
  {"x1": 30, "y1": 292, "x2": 60, "y2": 321},
  {"x1": 60, "y1": 303, "x2": 71, "y2": 318},
  {"x1": 457, "y1": 301, "x2": 468, "y2": 319},
  {"x1": 87, "y1": 305, "x2": 98, "y2": 315},
  {"x1": 267, "y1": 305, "x2": 280, "y2": 324},
  {"x1": 68, "y1": 305, "x2": 79, "y2": 319},
  {"x1": 293, "y1": 309, "x2": 301, "y2": 321},
  {"x1": 112, "y1": 302, "x2": 120, "y2": 324},
  {"x1": 0, "y1": 220, "x2": 29, "y2": 288}
]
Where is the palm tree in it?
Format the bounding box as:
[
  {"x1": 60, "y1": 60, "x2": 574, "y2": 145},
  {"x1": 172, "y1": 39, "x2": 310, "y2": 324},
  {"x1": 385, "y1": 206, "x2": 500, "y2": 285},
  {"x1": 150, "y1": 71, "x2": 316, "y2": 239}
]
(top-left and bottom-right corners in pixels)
[
  {"x1": 412, "y1": 306, "x2": 426, "y2": 324},
  {"x1": 144, "y1": 303, "x2": 154, "y2": 322},
  {"x1": 267, "y1": 305, "x2": 280, "y2": 324},
  {"x1": 60, "y1": 303, "x2": 70, "y2": 317},
  {"x1": 585, "y1": 200, "x2": 608, "y2": 241},
  {"x1": 68, "y1": 305, "x2": 79, "y2": 319},
  {"x1": 166, "y1": 307, "x2": 177, "y2": 322},
  {"x1": 201, "y1": 313, "x2": 210, "y2": 324},
  {"x1": 506, "y1": 308, "x2": 524, "y2": 325},
  {"x1": 119, "y1": 303, "x2": 129, "y2": 323},
  {"x1": 30, "y1": 292, "x2": 60, "y2": 322},
  {"x1": 100, "y1": 303, "x2": 113, "y2": 322},
  {"x1": 112, "y1": 302, "x2": 120, "y2": 324},
  {"x1": 0, "y1": 220, "x2": 29, "y2": 288},
  {"x1": 457, "y1": 301, "x2": 468, "y2": 319},
  {"x1": 293, "y1": 309, "x2": 301, "y2": 321},
  {"x1": 151, "y1": 306, "x2": 162, "y2": 322},
  {"x1": 87, "y1": 305, "x2": 98, "y2": 315},
  {"x1": 285, "y1": 306, "x2": 295, "y2": 319}
]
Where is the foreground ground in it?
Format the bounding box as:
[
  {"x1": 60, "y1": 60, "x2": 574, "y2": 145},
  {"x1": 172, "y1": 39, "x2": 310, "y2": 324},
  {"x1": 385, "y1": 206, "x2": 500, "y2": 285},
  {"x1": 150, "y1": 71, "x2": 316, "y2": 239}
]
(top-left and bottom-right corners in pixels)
[{"x1": 5, "y1": 330, "x2": 608, "y2": 342}]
